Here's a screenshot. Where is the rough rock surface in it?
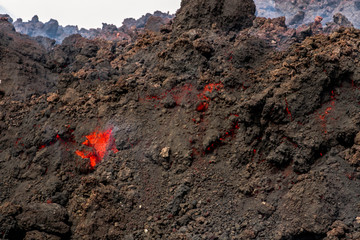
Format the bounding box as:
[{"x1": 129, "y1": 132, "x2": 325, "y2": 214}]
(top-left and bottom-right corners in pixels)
[
  {"x1": 173, "y1": 0, "x2": 256, "y2": 32},
  {"x1": 2, "y1": 0, "x2": 360, "y2": 239}
]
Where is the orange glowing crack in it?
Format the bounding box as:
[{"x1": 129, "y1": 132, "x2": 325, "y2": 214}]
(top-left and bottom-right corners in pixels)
[
  {"x1": 319, "y1": 107, "x2": 332, "y2": 120},
  {"x1": 285, "y1": 98, "x2": 293, "y2": 121},
  {"x1": 75, "y1": 128, "x2": 118, "y2": 169}
]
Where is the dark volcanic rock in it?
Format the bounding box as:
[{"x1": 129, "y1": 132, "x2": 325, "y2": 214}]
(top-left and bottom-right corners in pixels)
[
  {"x1": 324, "y1": 13, "x2": 354, "y2": 33},
  {"x1": 0, "y1": 20, "x2": 57, "y2": 99},
  {"x1": 173, "y1": 0, "x2": 256, "y2": 32},
  {"x1": 16, "y1": 203, "x2": 70, "y2": 236},
  {"x1": 2, "y1": 2, "x2": 360, "y2": 240},
  {"x1": 145, "y1": 16, "x2": 169, "y2": 33}
]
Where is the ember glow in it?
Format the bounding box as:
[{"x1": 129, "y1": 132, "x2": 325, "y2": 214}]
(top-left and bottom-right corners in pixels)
[
  {"x1": 205, "y1": 121, "x2": 240, "y2": 153},
  {"x1": 141, "y1": 84, "x2": 194, "y2": 107},
  {"x1": 196, "y1": 102, "x2": 209, "y2": 112},
  {"x1": 198, "y1": 83, "x2": 224, "y2": 102},
  {"x1": 75, "y1": 128, "x2": 118, "y2": 169},
  {"x1": 141, "y1": 82, "x2": 223, "y2": 112},
  {"x1": 196, "y1": 83, "x2": 224, "y2": 112},
  {"x1": 318, "y1": 90, "x2": 336, "y2": 134},
  {"x1": 285, "y1": 98, "x2": 293, "y2": 121}
]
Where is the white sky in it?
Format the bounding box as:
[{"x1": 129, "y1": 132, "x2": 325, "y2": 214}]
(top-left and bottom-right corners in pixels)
[{"x1": 0, "y1": 0, "x2": 181, "y2": 29}]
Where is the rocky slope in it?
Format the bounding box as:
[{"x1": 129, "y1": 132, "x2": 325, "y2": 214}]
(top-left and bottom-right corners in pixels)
[{"x1": 1, "y1": 0, "x2": 360, "y2": 239}]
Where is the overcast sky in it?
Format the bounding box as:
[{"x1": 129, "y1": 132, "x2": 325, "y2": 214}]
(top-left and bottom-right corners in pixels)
[{"x1": 0, "y1": 0, "x2": 181, "y2": 29}]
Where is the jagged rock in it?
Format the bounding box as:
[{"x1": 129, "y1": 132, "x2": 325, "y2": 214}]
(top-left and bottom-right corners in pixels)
[
  {"x1": 325, "y1": 13, "x2": 354, "y2": 33},
  {"x1": 145, "y1": 16, "x2": 168, "y2": 33},
  {"x1": 31, "y1": 15, "x2": 39, "y2": 23},
  {"x1": 0, "y1": 14, "x2": 13, "y2": 23},
  {"x1": 173, "y1": 0, "x2": 256, "y2": 32}
]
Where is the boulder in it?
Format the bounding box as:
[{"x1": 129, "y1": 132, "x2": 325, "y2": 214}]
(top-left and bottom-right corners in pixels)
[{"x1": 173, "y1": 0, "x2": 256, "y2": 32}]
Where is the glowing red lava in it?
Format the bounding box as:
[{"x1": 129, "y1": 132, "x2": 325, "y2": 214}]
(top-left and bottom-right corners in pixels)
[
  {"x1": 198, "y1": 83, "x2": 224, "y2": 101},
  {"x1": 75, "y1": 128, "x2": 118, "y2": 169},
  {"x1": 196, "y1": 102, "x2": 209, "y2": 112},
  {"x1": 205, "y1": 121, "x2": 239, "y2": 153},
  {"x1": 285, "y1": 98, "x2": 293, "y2": 121},
  {"x1": 195, "y1": 83, "x2": 224, "y2": 112},
  {"x1": 317, "y1": 90, "x2": 337, "y2": 134}
]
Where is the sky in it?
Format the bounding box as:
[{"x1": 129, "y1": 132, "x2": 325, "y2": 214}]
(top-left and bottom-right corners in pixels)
[{"x1": 0, "y1": 0, "x2": 181, "y2": 29}]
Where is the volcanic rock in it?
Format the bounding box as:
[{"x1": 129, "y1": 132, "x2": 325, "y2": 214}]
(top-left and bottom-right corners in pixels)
[
  {"x1": 274, "y1": 0, "x2": 359, "y2": 28},
  {"x1": 0, "y1": 14, "x2": 13, "y2": 23},
  {"x1": 173, "y1": 0, "x2": 256, "y2": 32},
  {"x1": 2, "y1": 2, "x2": 360, "y2": 240},
  {"x1": 324, "y1": 13, "x2": 354, "y2": 33},
  {"x1": 16, "y1": 203, "x2": 70, "y2": 236},
  {"x1": 145, "y1": 16, "x2": 169, "y2": 33}
]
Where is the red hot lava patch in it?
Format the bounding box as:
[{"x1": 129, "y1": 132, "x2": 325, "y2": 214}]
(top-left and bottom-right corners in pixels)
[{"x1": 75, "y1": 128, "x2": 118, "y2": 169}]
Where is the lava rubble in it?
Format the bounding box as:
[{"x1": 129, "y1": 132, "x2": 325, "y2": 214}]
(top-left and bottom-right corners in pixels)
[{"x1": 1, "y1": 0, "x2": 360, "y2": 239}]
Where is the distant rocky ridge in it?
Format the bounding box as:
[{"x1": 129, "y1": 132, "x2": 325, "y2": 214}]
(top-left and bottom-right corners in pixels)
[
  {"x1": 5, "y1": 0, "x2": 360, "y2": 46},
  {"x1": 254, "y1": 0, "x2": 360, "y2": 28},
  {"x1": 10, "y1": 11, "x2": 174, "y2": 44}
]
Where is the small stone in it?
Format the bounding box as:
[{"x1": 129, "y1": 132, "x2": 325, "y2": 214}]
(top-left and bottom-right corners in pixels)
[
  {"x1": 242, "y1": 229, "x2": 256, "y2": 239},
  {"x1": 160, "y1": 147, "x2": 170, "y2": 158},
  {"x1": 179, "y1": 226, "x2": 188, "y2": 233},
  {"x1": 196, "y1": 216, "x2": 205, "y2": 224},
  {"x1": 327, "y1": 220, "x2": 348, "y2": 237},
  {"x1": 118, "y1": 166, "x2": 132, "y2": 181},
  {"x1": 60, "y1": 88, "x2": 79, "y2": 104},
  {"x1": 47, "y1": 93, "x2": 59, "y2": 103}
]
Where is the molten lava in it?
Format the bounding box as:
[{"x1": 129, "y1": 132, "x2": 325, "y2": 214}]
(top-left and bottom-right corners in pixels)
[
  {"x1": 285, "y1": 98, "x2": 293, "y2": 121},
  {"x1": 198, "y1": 83, "x2": 224, "y2": 101},
  {"x1": 195, "y1": 83, "x2": 224, "y2": 112},
  {"x1": 75, "y1": 128, "x2": 118, "y2": 169},
  {"x1": 196, "y1": 102, "x2": 209, "y2": 112}
]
